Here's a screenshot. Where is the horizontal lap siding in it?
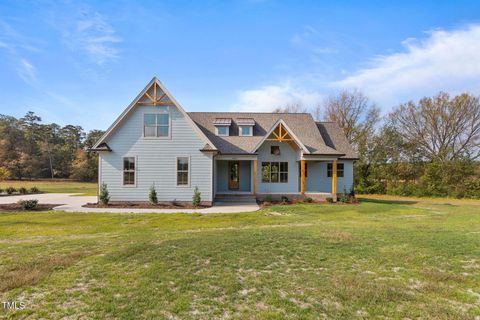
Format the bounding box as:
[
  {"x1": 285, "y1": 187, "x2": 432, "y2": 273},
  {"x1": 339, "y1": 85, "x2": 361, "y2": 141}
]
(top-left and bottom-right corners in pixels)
[
  {"x1": 100, "y1": 105, "x2": 213, "y2": 202},
  {"x1": 305, "y1": 160, "x2": 353, "y2": 193}
]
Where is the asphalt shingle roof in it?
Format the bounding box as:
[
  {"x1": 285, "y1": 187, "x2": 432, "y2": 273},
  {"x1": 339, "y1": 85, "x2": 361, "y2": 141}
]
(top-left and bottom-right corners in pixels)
[{"x1": 188, "y1": 112, "x2": 353, "y2": 157}]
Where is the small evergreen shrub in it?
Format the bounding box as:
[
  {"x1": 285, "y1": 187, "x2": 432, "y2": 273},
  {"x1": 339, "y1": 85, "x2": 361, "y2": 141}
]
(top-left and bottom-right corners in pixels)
[
  {"x1": 6, "y1": 187, "x2": 16, "y2": 195},
  {"x1": 149, "y1": 184, "x2": 158, "y2": 204},
  {"x1": 18, "y1": 199, "x2": 38, "y2": 210},
  {"x1": 99, "y1": 183, "x2": 110, "y2": 205},
  {"x1": 19, "y1": 187, "x2": 28, "y2": 194},
  {"x1": 339, "y1": 186, "x2": 349, "y2": 203},
  {"x1": 281, "y1": 196, "x2": 289, "y2": 204},
  {"x1": 303, "y1": 197, "x2": 313, "y2": 203},
  {"x1": 30, "y1": 186, "x2": 39, "y2": 194},
  {"x1": 326, "y1": 197, "x2": 334, "y2": 203},
  {"x1": 192, "y1": 186, "x2": 201, "y2": 207},
  {"x1": 264, "y1": 195, "x2": 273, "y2": 202}
]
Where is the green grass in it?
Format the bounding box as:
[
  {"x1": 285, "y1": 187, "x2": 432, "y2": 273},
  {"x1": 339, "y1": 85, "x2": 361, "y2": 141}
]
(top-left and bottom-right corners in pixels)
[
  {"x1": 0, "y1": 180, "x2": 97, "y2": 196},
  {"x1": 0, "y1": 198, "x2": 479, "y2": 319}
]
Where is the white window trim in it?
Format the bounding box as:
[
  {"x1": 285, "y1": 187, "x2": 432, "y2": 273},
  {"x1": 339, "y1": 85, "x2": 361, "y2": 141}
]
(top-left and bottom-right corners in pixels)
[
  {"x1": 176, "y1": 156, "x2": 191, "y2": 187},
  {"x1": 142, "y1": 112, "x2": 172, "y2": 140},
  {"x1": 239, "y1": 125, "x2": 253, "y2": 136},
  {"x1": 122, "y1": 156, "x2": 137, "y2": 187},
  {"x1": 215, "y1": 126, "x2": 229, "y2": 136}
]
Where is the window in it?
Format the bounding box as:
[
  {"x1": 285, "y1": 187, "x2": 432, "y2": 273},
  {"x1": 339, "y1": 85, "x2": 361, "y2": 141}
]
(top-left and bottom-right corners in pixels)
[
  {"x1": 123, "y1": 157, "x2": 135, "y2": 185},
  {"x1": 239, "y1": 126, "x2": 253, "y2": 136},
  {"x1": 327, "y1": 163, "x2": 344, "y2": 177},
  {"x1": 262, "y1": 162, "x2": 288, "y2": 183},
  {"x1": 270, "y1": 146, "x2": 280, "y2": 155},
  {"x1": 144, "y1": 113, "x2": 169, "y2": 138},
  {"x1": 216, "y1": 126, "x2": 229, "y2": 136},
  {"x1": 177, "y1": 157, "x2": 189, "y2": 186}
]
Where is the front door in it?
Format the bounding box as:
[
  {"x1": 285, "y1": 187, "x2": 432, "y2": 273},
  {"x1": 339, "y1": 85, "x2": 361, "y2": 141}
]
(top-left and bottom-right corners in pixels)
[{"x1": 228, "y1": 161, "x2": 240, "y2": 190}]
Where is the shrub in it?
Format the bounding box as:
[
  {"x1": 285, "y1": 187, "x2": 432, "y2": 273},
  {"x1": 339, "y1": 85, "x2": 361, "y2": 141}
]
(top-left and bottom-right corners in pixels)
[
  {"x1": 19, "y1": 187, "x2": 28, "y2": 194},
  {"x1": 264, "y1": 195, "x2": 273, "y2": 202},
  {"x1": 6, "y1": 187, "x2": 16, "y2": 195},
  {"x1": 303, "y1": 197, "x2": 313, "y2": 203},
  {"x1": 281, "y1": 196, "x2": 289, "y2": 204},
  {"x1": 149, "y1": 184, "x2": 158, "y2": 204},
  {"x1": 30, "y1": 186, "x2": 39, "y2": 194},
  {"x1": 339, "y1": 186, "x2": 349, "y2": 203},
  {"x1": 99, "y1": 183, "x2": 110, "y2": 205},
  {"x1": 0, "y1": 167, "x2": 10, "y2": 180},
  {"x1": 18, "y1": 199, "x2": 38, "y2": 210},
  {"x1": 192, "y1": 186, "x2": 201, "y2": 207},
  {"x1": 326, "y1": 197, "x2": 334, "y2": 203}
]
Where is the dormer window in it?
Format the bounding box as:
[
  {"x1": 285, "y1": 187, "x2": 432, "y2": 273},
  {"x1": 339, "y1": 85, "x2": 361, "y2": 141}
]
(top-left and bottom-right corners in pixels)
[
  {"x1": 239, "y1": 126, "x2": 253, "y2": 136},
  {"x1": 237, "y1": 118, "x2": 255, "y2": 136},
  {"x1": 216, "y1": 126, "x2": 229, "y2": 136},
  {"x1": 213, "y1": 118, "x2": 232, "y2": 136}
]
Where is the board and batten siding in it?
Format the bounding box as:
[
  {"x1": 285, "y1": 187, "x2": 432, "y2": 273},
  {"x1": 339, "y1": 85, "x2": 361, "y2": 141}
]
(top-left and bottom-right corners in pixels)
[{"x1": 99, "y1": 104, "x2": 213, "y2": 202}]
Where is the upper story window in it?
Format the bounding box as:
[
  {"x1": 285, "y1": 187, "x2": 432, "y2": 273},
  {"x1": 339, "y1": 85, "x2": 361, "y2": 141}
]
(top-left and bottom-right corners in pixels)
[
  {"x1": 144, "y1": 113, "x2": 170, "y2": 138},
  {"x1": 327, "y1": 163, "x2": 344, "y2": 178},
  {"x1": 123, "y1": 157, "x2": 136, "y2": 185},
  {"x1": 239, "y1": 125, "x2": 253, "y2": 136},
  {"x1": 216, "y1": 126, "x2": 229, "y2": 136}
]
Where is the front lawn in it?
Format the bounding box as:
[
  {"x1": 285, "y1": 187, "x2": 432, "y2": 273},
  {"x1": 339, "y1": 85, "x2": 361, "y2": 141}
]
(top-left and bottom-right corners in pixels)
[
  {"x1": 0, "y1": 180, "x2": 97, "y2": 196},
  {"x1": 0, "y1": 198, "x2": 479, "y2": 319}
]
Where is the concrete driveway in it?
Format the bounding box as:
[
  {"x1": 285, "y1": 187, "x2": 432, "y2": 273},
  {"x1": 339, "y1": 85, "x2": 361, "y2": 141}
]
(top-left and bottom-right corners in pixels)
[{"x1": 0, "y1": 193, "x2": 259, "y2": 213}]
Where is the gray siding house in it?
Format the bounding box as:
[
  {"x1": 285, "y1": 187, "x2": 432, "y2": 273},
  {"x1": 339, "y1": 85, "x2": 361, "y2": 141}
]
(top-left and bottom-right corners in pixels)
[{"x1": 92, "y1": 78, "x2": 357, "y2": 204}]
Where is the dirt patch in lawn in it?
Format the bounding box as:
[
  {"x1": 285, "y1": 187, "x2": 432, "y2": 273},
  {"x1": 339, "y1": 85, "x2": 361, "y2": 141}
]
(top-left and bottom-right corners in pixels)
[
  {"x1": 0, "y1": 203, "x2": 62, "y2": 212},
  {"x1": 83, "y1": 202, "x2": 211, "y2": 209}
]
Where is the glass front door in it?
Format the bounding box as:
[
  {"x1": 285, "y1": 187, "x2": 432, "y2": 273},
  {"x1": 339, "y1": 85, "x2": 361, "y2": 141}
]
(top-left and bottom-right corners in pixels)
[{"x1": 228, "y1": 161, "x2": 240, "y2": 190}]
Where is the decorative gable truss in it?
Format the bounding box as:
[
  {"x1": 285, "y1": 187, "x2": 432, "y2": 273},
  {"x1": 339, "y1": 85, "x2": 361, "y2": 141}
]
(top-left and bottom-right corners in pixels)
[
  {"x1": 252, "y1": 119, "x2": 310, "y2": 154},
  {"x1": 92, "y1": 77, "x2": 217, "y2": 152}
]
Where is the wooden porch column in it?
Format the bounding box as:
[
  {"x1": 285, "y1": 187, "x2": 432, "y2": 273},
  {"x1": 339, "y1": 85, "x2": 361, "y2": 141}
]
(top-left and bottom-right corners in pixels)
[
  {"x1": 253, "y1": 160, "x2": 257, "y2": 194},
  {"x1": 300, "y1": 160, "x2": 306, "y2": 194},
  {"x1": 331, "y1": 160, "x2": 337, "y2": 201}
]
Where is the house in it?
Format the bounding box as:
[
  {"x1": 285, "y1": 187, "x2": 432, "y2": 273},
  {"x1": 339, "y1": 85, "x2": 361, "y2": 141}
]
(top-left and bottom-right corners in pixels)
[{"x1": 91, "y1": 77, "x2": 357, "y2": 205}]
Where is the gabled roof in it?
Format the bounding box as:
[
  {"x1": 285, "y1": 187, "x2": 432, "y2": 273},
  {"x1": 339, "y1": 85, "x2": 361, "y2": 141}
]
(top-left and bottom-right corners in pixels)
[
  {"x1": 252, "y1": 119, "x2": 310, "y2": 154},
  {"x1": 188, "y1": 112, "x2": 345, "y2": 156},
  {"x1": 316, "y1": 122, "x2": 358, "y2": 159},
  {"x1": 93, "y1": 77, "x2": 217, "y2": 151}
]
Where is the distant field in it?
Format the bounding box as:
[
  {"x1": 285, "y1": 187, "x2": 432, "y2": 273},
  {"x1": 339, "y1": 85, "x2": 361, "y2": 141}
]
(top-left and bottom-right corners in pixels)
[
  {"x1": 0, "y1": 180, "x2": 97, "y2": 196},
  {"x1": 0, "y1": 196, "x2": 479, "y2": 319}
]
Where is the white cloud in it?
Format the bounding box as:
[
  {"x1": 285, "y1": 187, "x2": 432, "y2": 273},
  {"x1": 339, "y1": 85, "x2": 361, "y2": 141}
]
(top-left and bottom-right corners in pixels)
[
  {"x1": 17, "y1": 58, "x2": 37, "y2": 85},
  {"x1": 231, "y1": 81, "x2": 323, "y2": 112},
  {"x1": 333, "y1": 24, "x2": 480, "y2": 107},
  {"x1": 63, "y1": 9, "x2": 122, "y2": 65}
]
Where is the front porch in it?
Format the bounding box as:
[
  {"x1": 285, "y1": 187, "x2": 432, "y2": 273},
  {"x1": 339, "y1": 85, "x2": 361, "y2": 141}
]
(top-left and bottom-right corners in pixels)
[{"x1": 214, "y1": 156, "x2": 347, "y2": 202}]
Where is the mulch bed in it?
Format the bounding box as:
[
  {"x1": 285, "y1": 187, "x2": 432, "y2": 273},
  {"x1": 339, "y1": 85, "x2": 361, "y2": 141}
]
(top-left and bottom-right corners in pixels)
[
  {"x1": 0, "y1": 203, "x2": 63, "y2": 212},
  {"x1": 83, "y1": 202, "x2": 211, "y2": 209}
]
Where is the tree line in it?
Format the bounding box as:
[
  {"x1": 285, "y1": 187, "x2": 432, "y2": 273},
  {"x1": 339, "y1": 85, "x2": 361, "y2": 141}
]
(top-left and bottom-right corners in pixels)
[
  {"x1": 276, "y1": 90, "x2": 480, "y2": 198},
  {"x1": 0, "y1": 112, "x2": 104, "y2": 182}
]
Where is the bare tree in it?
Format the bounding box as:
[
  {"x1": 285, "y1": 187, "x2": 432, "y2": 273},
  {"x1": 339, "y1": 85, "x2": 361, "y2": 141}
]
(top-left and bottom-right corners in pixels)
[
  {"x1": 273, "y1": 102, "x2": 308, "y2": 113},
  {"x1": 389, "y1": 92, "x2": 480, "y2": 162},
  {"x1": 320, "y1": 89, "x2": 380, "y2": 148}
]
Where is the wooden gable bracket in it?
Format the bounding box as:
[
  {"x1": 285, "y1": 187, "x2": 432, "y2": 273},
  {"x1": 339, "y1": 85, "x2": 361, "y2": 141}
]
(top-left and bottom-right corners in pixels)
[
  {"x1": 266, "y1": 123, "x2": 293, "y2": 142},
  {"x1": 137, "y1": 82, "x2": 173, "y2": 105}
]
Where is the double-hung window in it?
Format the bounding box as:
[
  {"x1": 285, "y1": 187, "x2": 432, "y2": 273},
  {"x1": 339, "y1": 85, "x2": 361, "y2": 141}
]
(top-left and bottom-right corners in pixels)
[
  {"x1": 261, "y1": 162, "x2": 288, "y2": 183},
  {"x1": 327, "y1": 163, "x2": 344, "y2": 177},
  {"x1": 144, "y1": 113, "x2": 170, "y2": 138},
  {"x1": 177, "y1": 157, "x2": 190, "y2": 186},
  {"x1": 123, "y1": 157, "x2": 135, "y2": 185}
]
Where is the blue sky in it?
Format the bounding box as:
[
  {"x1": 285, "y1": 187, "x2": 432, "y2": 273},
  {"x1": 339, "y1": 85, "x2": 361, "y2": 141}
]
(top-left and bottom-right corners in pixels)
[{"x1": 1, "y1": 0, "x2": 480, "y2": 131}]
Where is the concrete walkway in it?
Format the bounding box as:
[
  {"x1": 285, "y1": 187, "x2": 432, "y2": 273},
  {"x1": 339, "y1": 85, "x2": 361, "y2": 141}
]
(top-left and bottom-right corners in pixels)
[{"x1": 0, "y1": 193, "x2": 259, "y2": 214}]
